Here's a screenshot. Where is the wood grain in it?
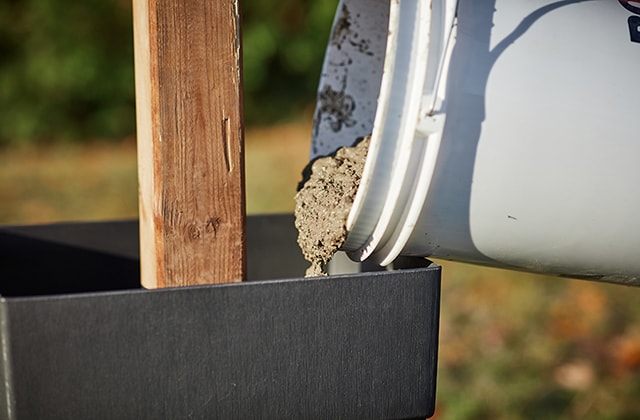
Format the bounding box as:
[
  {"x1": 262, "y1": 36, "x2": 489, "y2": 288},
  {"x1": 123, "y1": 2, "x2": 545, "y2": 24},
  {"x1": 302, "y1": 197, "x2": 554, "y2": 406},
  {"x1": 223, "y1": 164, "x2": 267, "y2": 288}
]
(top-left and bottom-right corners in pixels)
[{"x1": 133, "y1": 0, "x2": 246, "y2": 288}]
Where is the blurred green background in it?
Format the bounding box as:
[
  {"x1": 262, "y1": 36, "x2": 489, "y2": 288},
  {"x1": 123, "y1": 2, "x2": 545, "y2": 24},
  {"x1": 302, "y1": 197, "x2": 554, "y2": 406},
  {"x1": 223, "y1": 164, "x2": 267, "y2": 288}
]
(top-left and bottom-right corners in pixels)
[
  {"x1": 1, "y1": 1, "x2": 640, "y2": 418},
  {"x1": 0, "y1": 0, "x2": 336, "y2": 145}
]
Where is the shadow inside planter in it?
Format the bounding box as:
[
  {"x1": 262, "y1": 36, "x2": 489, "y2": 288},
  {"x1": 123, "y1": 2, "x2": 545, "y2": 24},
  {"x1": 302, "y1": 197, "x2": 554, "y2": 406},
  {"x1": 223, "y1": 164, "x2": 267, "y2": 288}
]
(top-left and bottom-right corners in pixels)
[
  {"x1": 0, "y1": 224, "x2": 140, "y2": 297},
  {"x1": 0, "y1": 215, "x2": 312, "y2": 296}
]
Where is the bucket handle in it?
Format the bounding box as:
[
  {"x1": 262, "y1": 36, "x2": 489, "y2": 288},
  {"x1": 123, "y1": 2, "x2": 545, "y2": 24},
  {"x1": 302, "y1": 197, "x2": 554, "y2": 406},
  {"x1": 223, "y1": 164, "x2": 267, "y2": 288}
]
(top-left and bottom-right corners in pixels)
[{"x1": 423, "y1": 0, "x2": 458, "y2": 118}]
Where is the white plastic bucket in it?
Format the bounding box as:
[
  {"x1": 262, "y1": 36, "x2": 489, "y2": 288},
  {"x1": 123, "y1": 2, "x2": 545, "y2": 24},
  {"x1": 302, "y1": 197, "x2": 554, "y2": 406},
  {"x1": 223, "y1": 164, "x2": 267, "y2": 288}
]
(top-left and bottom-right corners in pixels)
[{"x1": 311, "y1": 0, "x2": 640, "y2": 284}]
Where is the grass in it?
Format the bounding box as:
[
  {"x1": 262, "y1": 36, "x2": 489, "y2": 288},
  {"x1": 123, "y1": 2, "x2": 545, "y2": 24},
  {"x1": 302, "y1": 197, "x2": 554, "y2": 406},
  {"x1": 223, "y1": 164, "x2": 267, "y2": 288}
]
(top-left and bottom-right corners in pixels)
[
  {"x1": 0, "y1": 139, "x2": 139, "y2": 224},
  {"x1": 244, "y1": 120, "x2": 312, "y2": 214},
  {"x1": 0, "y1": 121, "x2": 311, "y2": 226},
  {"x1": 434, "y1": 261, "x2": 640, "y2": 419},
  {"x1": 1, "y1": 122, "x2": 640, "y2": 418}
]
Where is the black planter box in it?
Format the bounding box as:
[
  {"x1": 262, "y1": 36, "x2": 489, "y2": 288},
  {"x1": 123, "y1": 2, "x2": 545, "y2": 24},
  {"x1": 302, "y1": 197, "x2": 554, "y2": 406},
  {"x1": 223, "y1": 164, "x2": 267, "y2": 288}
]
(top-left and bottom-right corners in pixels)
[{"x1": 0, "y1": 214, "x2": 440, "y2": 419}]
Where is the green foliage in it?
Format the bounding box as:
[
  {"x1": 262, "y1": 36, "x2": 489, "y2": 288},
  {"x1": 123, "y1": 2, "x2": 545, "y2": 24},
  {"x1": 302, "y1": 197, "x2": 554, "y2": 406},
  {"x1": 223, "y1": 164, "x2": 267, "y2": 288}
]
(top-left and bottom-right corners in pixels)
[
  {"x1": 0, "y1": 0, "x2": 338, "y2": 145},
  {"x1": 242, "y1": 0, "x2": 337, "y2": 124},
  {"x1": 0, "y1": 0, "x2": 136, "y2": 145}
]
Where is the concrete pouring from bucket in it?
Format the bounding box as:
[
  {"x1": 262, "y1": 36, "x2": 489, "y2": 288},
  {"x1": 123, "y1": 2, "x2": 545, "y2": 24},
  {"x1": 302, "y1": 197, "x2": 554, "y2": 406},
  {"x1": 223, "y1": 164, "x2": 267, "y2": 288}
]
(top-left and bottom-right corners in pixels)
[
  {"x1": 295, "y1": 137, "x2": 370, "y2": 277},
  {"x1": 309, "y1": 0, "x2": 640, "y2": 285}
]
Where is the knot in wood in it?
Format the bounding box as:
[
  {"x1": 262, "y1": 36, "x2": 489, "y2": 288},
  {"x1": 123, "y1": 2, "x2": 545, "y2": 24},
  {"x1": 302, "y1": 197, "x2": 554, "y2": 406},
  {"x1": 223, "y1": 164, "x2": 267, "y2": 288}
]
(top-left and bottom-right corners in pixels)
[{"x1": 187, "y1": 223, "x2": 201, "y2": 240}]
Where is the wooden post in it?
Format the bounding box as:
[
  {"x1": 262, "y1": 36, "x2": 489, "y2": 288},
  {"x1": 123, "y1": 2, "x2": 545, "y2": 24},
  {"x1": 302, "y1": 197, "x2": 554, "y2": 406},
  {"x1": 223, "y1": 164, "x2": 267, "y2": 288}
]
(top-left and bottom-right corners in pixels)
[{"x1": 133, "y1": 0, "x2": 246, "y2": 288}]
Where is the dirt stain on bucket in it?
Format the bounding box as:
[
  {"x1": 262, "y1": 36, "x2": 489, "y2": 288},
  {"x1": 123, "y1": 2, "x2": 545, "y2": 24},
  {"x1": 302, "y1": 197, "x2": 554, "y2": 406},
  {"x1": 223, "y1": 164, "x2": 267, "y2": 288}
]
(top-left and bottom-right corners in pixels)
[{"x1": 294, "y1": 136, "x2": 370, "y2": 277}]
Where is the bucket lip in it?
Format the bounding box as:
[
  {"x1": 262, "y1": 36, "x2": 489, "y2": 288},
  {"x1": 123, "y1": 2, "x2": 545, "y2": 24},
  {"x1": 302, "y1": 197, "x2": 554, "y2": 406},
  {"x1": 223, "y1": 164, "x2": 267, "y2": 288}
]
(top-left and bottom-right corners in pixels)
[
  {"x1": 373, "y1": 125, "x2": 444, "y2": 266},
  {"x1": 344, "y1": 0, "x2": 457, "y2": 265},
  {"x1": 342, "y1": 0, "x2": 403, "y2": 251},
  {"x1": 345, "y1": 0, "x2": 432, "y2": 259}
]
